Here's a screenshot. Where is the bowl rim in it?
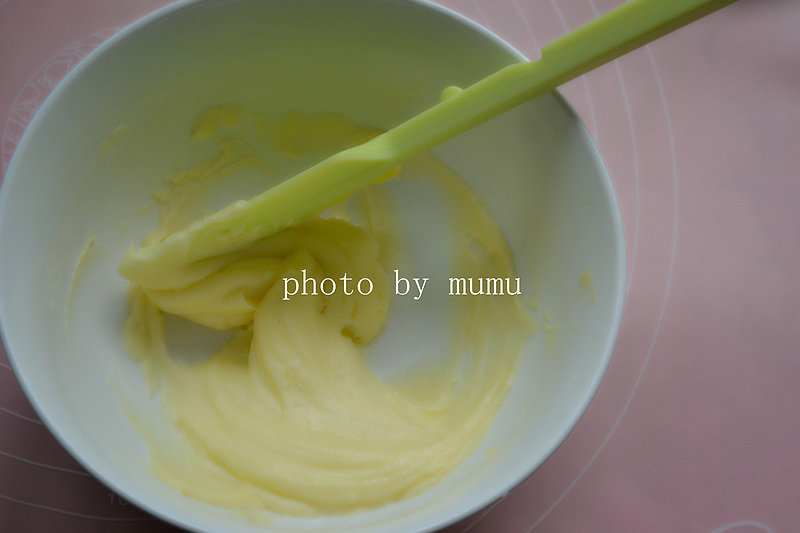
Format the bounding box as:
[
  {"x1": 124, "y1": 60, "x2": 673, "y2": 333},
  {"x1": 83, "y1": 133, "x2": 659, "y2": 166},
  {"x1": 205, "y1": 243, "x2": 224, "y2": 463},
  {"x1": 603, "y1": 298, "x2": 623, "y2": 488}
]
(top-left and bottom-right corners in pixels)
[{"x1": 0, "y1": 0, "x2": 626, "y2": 531}]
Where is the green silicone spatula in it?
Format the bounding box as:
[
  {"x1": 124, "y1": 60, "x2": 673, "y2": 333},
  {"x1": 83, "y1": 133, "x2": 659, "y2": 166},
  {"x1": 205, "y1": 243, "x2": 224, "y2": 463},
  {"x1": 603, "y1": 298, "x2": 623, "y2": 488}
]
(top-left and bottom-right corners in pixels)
[{"x1": 120, "y1": 0, "x2": 737, "y2": 286}]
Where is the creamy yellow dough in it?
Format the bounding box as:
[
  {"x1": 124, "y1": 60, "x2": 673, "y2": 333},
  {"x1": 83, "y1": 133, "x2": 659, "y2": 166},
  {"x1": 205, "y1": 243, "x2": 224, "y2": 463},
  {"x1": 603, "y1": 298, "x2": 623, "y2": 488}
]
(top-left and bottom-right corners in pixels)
[{"x1": 121, "y1": 107, "x2": 533, "y2": 516}]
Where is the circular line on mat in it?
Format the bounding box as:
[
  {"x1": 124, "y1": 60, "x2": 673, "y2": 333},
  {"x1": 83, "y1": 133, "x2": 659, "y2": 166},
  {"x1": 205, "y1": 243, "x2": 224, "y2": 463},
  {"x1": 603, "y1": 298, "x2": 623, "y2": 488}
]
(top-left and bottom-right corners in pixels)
[
  {"x1": 580, "y1": 0, "x2": 642, "y2": 296},
  {"x1": 459, "y1": 497, "x2": 504, "y2": 533},
  {"x1": 615, "y1": 56, "x2": 641, "y2": 296},
  {"x1": 0, "y1": 405, "x2": 44, "y2": 425},
  {"x1": 552, "y1": 0, "x2": 643, "y2": 295},
  {"x1": 0, "y1": 492, "x2": 154, "y2": 522},
  {"x1": 576, "y1": 0, "x2": 644, "y2": 296},
  {"x1": 549, "y1": 0, "x2": 598, "y2": 140},
  {"x1": 511, "y1": 0, "x2": 541, "y2": 53},
  {"x1": 450, "y1": 0, "x2": 637, "y2": 529},
  {"x1": 450, "y1": 1, "x2": 662, "y2": 529},
  {"x1": 521, "y1": 41, "x2": 680, "y2": 533},
  {"x1": 471, "y1": 0, "x2": 492, "y2": 31},
  {"x1": 0, "y1": 448, "x2": 90, "y2": 476}
]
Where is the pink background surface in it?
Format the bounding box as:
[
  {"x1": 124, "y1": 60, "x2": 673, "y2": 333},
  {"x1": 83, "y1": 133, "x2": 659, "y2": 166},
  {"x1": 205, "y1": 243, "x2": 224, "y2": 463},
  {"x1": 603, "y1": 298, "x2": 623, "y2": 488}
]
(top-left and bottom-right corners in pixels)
[{"x1": 1, "y1": 0, "x2": 798, "y2": 531}]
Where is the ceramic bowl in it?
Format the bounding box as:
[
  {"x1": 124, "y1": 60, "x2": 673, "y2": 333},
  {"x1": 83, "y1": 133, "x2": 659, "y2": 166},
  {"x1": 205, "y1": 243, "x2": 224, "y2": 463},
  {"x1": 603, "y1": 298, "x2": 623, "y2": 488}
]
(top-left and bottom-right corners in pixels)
[{"x1": 0, "y1": 1, "x2": 625, "y2": 531}]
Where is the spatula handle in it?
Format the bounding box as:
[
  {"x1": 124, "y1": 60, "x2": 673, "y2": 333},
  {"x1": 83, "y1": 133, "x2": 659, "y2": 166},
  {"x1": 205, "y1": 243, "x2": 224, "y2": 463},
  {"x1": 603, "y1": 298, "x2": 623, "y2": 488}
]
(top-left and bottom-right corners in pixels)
[{"x1": 381, "y1": 0, "x2": 738, "y2": 160}]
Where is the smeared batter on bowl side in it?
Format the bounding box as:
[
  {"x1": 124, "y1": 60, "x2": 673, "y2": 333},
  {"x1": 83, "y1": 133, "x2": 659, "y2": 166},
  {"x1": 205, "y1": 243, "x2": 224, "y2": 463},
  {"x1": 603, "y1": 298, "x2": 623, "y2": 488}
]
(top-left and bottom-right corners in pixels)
[{"x1": 121, "y1": 107, "x2": 533, "y2": 516}]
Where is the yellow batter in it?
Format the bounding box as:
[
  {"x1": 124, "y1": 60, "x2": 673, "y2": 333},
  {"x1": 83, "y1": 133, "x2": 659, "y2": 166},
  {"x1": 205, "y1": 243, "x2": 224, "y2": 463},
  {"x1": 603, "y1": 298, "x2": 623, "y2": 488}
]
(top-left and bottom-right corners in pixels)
[{"x1": 121, "y1": 107, "x2": 532, "y2": 516}]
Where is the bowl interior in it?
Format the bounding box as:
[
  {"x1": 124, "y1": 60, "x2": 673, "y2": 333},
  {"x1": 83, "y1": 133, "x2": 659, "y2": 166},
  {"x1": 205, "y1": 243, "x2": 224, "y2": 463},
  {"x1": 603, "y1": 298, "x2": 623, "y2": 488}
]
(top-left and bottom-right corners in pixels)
[{"x1": 0, "y1": 0, "x2": 624, "y2": 531}]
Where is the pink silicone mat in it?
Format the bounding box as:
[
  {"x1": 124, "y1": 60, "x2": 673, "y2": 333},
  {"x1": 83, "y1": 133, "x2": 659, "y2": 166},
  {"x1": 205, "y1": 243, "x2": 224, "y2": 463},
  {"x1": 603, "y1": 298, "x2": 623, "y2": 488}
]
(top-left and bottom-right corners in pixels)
[{"x1": 1, "y1": 1, "x2": 798, "y2": 531}]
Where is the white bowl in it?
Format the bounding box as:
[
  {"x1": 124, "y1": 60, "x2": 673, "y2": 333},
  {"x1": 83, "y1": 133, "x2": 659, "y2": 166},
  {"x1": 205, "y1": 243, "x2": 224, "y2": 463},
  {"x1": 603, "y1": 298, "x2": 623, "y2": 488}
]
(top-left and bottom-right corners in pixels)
[{"x1": 0, "y1": 0, "x2": 625, "y2": 531}]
